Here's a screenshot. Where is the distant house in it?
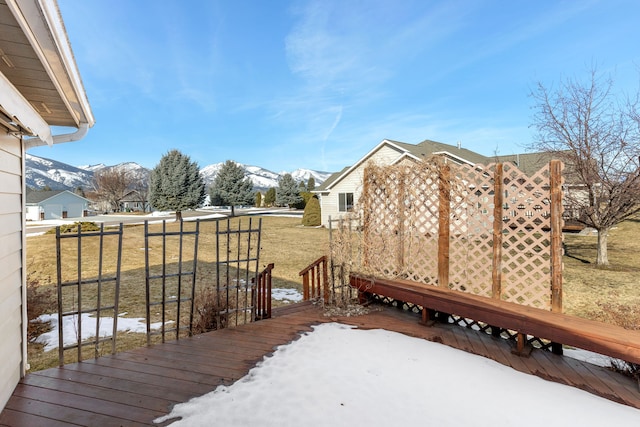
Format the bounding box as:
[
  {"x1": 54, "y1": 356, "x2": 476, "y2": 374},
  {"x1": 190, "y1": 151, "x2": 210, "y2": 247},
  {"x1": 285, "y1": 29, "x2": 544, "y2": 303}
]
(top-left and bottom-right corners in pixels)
[
  {"x1": 120, "y1": 189, "x2": 149, "y2": 212},
  {"x1": 0, "y1": 0, "x2": 93, "y2": 411},
  {"x1": 25, "y1": 190, "x2": 90, "y2": 220},
  {"x1": 314, "y1": 139, "x2": 571, "y2": 228},
  {"x1": 314, "y1": 139, "x2": 492, "y2": 227}
]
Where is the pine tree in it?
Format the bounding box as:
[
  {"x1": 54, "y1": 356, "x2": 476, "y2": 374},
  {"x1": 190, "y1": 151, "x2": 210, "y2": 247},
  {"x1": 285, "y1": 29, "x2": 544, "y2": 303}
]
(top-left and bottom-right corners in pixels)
[
  {"x1": 276, "y1": 173, "x2": 303, "y2": 207},
  {"x1": 209, "y1": 160, "x2": 254, "y2": 216},
  {"x1": 307, "y1": 176, "x2": 316, "y2": 191},
  {"x1": 302, "y1": 195, "x2": 321, "y2": 226},
  {"x1": 149, "y1": 150, "x2": 205, "y2": 221},
  {"x1": 255, "y1": 192, "x2": 262, "y2": 207},
  {"x1": 264, "y1": 187, "x2": 276, "y2": 207}
]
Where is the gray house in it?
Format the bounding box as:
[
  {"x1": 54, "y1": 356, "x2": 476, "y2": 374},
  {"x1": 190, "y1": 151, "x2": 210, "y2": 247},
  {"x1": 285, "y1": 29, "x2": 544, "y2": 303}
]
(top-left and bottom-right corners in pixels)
[
  {"x1": 0, "y1": 0, "x2": 93, "y2": 411},
  {"x1": 25, "y1": 190, "x2": 90, "y2": 220}
]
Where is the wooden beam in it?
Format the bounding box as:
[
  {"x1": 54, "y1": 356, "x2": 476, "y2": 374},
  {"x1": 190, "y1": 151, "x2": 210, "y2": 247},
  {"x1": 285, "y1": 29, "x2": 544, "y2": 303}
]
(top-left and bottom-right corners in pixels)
[
  {"x1": 437, "y1": 163, "x2": 451, "y2": 288},
  {"x1": 550, "y1": 160, "x2": 563, "y2": 313},
  {"x1": 492, "y1": 163, "x2": 504, "y2": 300}
]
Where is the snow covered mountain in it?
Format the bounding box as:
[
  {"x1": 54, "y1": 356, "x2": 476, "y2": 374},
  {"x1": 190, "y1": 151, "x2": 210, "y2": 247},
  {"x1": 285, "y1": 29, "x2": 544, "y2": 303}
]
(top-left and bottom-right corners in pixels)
[
  {"x1": 25, "y1": 154, "x2": 94, "y2": 190},
  {"x1": 26, "y1": 155, "x2": 333, "y2": 192},
  {"x1": 199, "y1": 161, "x2": 331, "y2": 191}
]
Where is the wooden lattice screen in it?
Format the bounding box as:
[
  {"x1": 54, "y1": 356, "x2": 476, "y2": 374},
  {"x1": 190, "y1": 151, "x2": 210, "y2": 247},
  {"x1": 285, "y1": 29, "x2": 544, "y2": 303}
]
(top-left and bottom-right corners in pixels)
[{"x1": 343, "y1": 157, "x2": 564, "y2": 311}]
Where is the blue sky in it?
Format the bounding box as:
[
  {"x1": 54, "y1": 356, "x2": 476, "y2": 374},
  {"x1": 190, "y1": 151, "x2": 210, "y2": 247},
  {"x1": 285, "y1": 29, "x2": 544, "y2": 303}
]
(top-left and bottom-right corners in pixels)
[{"x1": 29, "y1": 0, "x2": 640, "y2": 173}]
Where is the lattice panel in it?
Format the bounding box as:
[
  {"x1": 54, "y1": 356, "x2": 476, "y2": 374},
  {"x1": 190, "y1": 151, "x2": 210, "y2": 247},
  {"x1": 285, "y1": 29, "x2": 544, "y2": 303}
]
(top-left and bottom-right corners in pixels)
[
  {"x1": 499, "y1": 162, "x2": 558, "y2": 309},
  {"x1": 448, "y1": 163, "x2": 496, "y2": 296},
  {"x1": 338, "y1": 157, "x2": 563, "y2": 312},
  {"x1": 360, "y1": 159, "x2": 440, "y2": 284}
]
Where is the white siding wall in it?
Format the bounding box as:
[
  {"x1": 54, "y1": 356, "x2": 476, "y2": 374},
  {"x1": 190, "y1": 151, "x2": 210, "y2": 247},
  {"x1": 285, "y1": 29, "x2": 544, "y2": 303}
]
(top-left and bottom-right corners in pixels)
[
  {"x1": 0, "y1": 134, "x2": 25, "y2": 411},
  {"x1": 321, "y1": 143, "x2": 404, "y2": 226}
]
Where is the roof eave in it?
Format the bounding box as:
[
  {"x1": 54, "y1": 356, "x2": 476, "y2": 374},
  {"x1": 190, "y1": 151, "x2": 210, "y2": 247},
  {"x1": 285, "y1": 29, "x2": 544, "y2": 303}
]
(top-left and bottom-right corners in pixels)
[
  {"x1": 8, "y1": 0, "x2": 94, "y2": 146},
  {"x1": 323, "y1": 139, "x2": 408, "y2": 190}
]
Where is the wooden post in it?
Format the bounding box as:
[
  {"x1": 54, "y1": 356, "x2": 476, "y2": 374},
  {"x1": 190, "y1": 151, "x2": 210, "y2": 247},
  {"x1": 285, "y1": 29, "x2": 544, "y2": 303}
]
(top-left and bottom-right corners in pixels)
[
  {"x1": 550, "y1": 160, "x2": 563, "y2": 314},
  {"x1": 396, "y1": 172, "x2": 406, "y2": 273},
  {"x1": 322, "y1": 258, "x2": 329, "y2": 304},
  {"x1": 302, "y1": 273, "x2": 310, "y2": 301},
  {"x1": 492, "y1": 163, "x2": 504, "y2": 300},
  {"x1": 438, "y1": 163, "x2": 451, "y2": 288}
]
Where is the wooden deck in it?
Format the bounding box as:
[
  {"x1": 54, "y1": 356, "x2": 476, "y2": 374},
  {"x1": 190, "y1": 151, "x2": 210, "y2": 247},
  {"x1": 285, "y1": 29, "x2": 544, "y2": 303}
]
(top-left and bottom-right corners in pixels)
[{"x1": 1, "y1": 302, "x2": 639, "y2": 426}]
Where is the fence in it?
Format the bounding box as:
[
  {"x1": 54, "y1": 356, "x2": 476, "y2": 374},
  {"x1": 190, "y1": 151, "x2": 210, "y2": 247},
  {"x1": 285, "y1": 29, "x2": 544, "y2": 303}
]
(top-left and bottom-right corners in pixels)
[
  {"x1": 55, "y1": 223, "x2": 123, "y2": 366},
  {"x1": 329, "y1": 157, "x2": 564, "y2": 312},
  {"x1": 54, "y1": 216, "x2": 266, "y2": 365}
]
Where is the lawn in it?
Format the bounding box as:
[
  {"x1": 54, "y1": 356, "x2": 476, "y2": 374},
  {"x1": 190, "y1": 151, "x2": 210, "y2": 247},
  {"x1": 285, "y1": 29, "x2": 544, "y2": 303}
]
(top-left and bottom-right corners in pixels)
[
  {"x1": 26, "y1": 215, "x2": 330, "y2": 370},
  {"x1": 25, "y1": 214, "x2": 640, "y2": 371}
]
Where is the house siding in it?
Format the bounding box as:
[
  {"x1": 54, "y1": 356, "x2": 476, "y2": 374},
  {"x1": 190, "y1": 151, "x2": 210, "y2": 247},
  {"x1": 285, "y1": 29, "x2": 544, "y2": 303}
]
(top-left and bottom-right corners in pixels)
[
  {"x1": 0, "y1": 135, "x2": 25, "y2": 411},
  {"x1": 320, "y1": 143, "x2": 405, "y2": 226}
]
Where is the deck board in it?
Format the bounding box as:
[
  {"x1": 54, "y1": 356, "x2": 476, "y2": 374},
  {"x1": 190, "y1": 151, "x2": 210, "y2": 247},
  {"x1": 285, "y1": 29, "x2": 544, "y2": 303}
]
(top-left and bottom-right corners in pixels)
[{"x1": 1, "y1": 304, "x2": 639, "y2": 426}]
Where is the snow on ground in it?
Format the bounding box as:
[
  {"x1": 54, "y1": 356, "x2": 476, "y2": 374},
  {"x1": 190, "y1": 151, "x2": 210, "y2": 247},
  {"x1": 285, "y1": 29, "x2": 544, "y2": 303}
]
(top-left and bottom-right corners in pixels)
[
  {"x1": 34, "y1": 313, "x2": 168, "y2": 352},
  {"x1": 155, "y1": 323, "x2": 640, "y2": 427},
  {"x1": 272, "y1": 288, "x2": 303, "y2": 303}
]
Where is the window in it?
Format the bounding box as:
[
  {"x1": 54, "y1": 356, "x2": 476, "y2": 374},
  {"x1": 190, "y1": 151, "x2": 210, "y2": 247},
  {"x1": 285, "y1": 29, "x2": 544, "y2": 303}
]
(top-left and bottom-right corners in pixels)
[{"x1": 338, "y1": 192, "x2": 354, "y2": 212}]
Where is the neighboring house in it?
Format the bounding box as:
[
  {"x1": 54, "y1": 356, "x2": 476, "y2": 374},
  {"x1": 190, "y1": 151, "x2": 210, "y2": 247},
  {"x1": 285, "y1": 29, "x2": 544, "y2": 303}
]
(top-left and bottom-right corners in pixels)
[
  {"x1": 314, "y1": 139, "x2": 578, "y2": 228},
  {"x1": 314, "y1": 139, "x2": 492, "y2": 227},
  {"x1": 25, "y1": 190, "x2": 90, "y2": 220},
  {"x1": 120, "y1": 189, "x2": 149, "y2": 212},
  {"x1": 0, "y1": 0, "x2": 93, "y2": 411}
]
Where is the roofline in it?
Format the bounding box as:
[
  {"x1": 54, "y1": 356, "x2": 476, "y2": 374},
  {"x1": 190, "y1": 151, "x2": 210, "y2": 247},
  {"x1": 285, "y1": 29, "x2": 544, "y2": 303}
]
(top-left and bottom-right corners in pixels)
[
  {"x1": 322, "y1": 139, "x2": 409, "y2": 191},
  {"x1": 8, "y1": 0, "x2": 94, "y2": 146},
  {"x1": 26, "y1": 189, "x2": 91, "y2": 204},
  {"x1": 432, "y1": 151, "x2": 476, "y2": 166}
]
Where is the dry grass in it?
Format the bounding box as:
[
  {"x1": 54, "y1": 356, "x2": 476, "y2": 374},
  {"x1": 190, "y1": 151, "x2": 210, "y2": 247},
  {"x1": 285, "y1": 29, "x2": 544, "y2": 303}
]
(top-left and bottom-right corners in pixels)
[
  {"x1": 562, "y1": 219, "x2": 640, "y2": 325},
  {"x1": 26, "y1": 215, "x2": 330, "y2": 370},
  {"x1": 25, "y1": 214, "x2": 640, "y2": 371}
]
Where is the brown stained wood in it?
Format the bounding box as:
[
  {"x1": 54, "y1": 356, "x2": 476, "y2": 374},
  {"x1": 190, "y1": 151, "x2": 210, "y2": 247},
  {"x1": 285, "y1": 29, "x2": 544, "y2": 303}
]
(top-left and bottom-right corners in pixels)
[
  {"x1": 549, "y1": 159, "x2": 563, "y2": 312},
  {"x1": 437, "y1": 163, "x2": 451, "y2": 288},
  {"x1": 490, "y1": 336, "x2": 531, "y2": 374},
  {"x1": 3, "y1": 396, "x2": 114, "y2": 426},
  {"x1": 31, "y1": 369, "x2": 194, "y2": 405},
  {"x1": 59, "y1": 362, "x2": 215, "y2": 396},
  {"x1": 2, "y1": 304, "x2": 639, "y2": 426},
  {"x1": 492, "y1": 163, "x2": 504, "y2": 300},
  {"x1": 0, "y1": 408, "x2": 79, "y2": 427},
  {"x1": 88, "y1": 357, "x2": 226, "y2": 387},
  {"x1": 350, "y1": 275, "x2": 640, "y2": 365},
  {"x1": 109, "y1": 350, "x2": 250, "y2": 379},
  {"x1": 11, "y1": 383, "x2": 161, "y2": 424},
  {"x1": 20, "y1": 374, "x2": 169, "y2": 413}
]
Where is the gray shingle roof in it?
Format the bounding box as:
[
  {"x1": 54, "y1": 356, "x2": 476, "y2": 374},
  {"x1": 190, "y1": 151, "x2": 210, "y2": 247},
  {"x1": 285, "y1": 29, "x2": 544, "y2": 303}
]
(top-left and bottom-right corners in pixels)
[{"x1": 25, "y1": 190, "x2": 65, "y2": 204}]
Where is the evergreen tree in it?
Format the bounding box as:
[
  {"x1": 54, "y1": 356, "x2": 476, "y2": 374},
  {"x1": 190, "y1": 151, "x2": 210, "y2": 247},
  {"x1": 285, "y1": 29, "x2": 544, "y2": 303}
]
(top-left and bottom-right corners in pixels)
[
  {"x1": 276, "y1": 173, "x2": 303, "y2": 207},
  {"x1": 149, "y1": 150, "x2": 205, "y2": 221},
  {"x1": 302, "y1": 195, "x2": 321, "y2": 226},
  {"x1": 255, "y1": 192, "x2": 262, "y2": 207},
  {"x1": 209, "y1": 160, "x2": 254, "y2": 216},
  {"x1": 307, "y1": 176, "x2": 316, "y2": 191},
  {"x1": 264, "y1": 187, "x2": 276, "y2": 207}
]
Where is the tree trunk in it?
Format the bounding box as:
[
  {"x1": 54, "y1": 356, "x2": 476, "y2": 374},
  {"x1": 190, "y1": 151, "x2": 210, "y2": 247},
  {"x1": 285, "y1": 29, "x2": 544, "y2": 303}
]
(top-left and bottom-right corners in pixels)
[
  {"x1": 230, "y1": 205, "x2": 235, "y2": 217},
  {"x1": 596, "y1": 228, "x2": 609, "y2": 266},
  {"x1": 175, "y1": 210, "x2": 183, "y2": 222}
]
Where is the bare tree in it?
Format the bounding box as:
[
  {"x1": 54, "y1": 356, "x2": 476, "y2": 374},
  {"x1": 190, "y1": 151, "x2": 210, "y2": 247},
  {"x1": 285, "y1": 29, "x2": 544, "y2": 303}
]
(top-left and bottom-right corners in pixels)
[
  {"x1": 530, "y1": 68, "x2": 640, "y2": 266},
  {"x1": 90, "y1": 168, "x2": 134, "y2": 213}
]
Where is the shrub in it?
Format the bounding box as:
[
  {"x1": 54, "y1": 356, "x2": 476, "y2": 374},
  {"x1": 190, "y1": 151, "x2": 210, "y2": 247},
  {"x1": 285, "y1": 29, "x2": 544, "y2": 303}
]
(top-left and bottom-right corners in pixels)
[
  {"x1": 46, "y1": 221, "x2": 101, "y2": 234},
  {"x1": 26, "y1": 277, "x2": 55, "y2": 341},
  {"x1": 192, "y1": 287, "x2": 230, "y2": 334},
  {"x1": 302, "y1": 195, "x2": 321, "y2": 227}
]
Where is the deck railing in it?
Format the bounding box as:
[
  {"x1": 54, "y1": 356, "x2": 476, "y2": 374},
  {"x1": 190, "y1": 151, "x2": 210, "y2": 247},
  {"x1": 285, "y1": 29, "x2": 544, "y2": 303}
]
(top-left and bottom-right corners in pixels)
[
  {"x1": 252, "y1": 263, "x2": 274, "y2": 320},
  {"x1": 299, "y1": 256, "x2": 329, "y2": 303}
]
